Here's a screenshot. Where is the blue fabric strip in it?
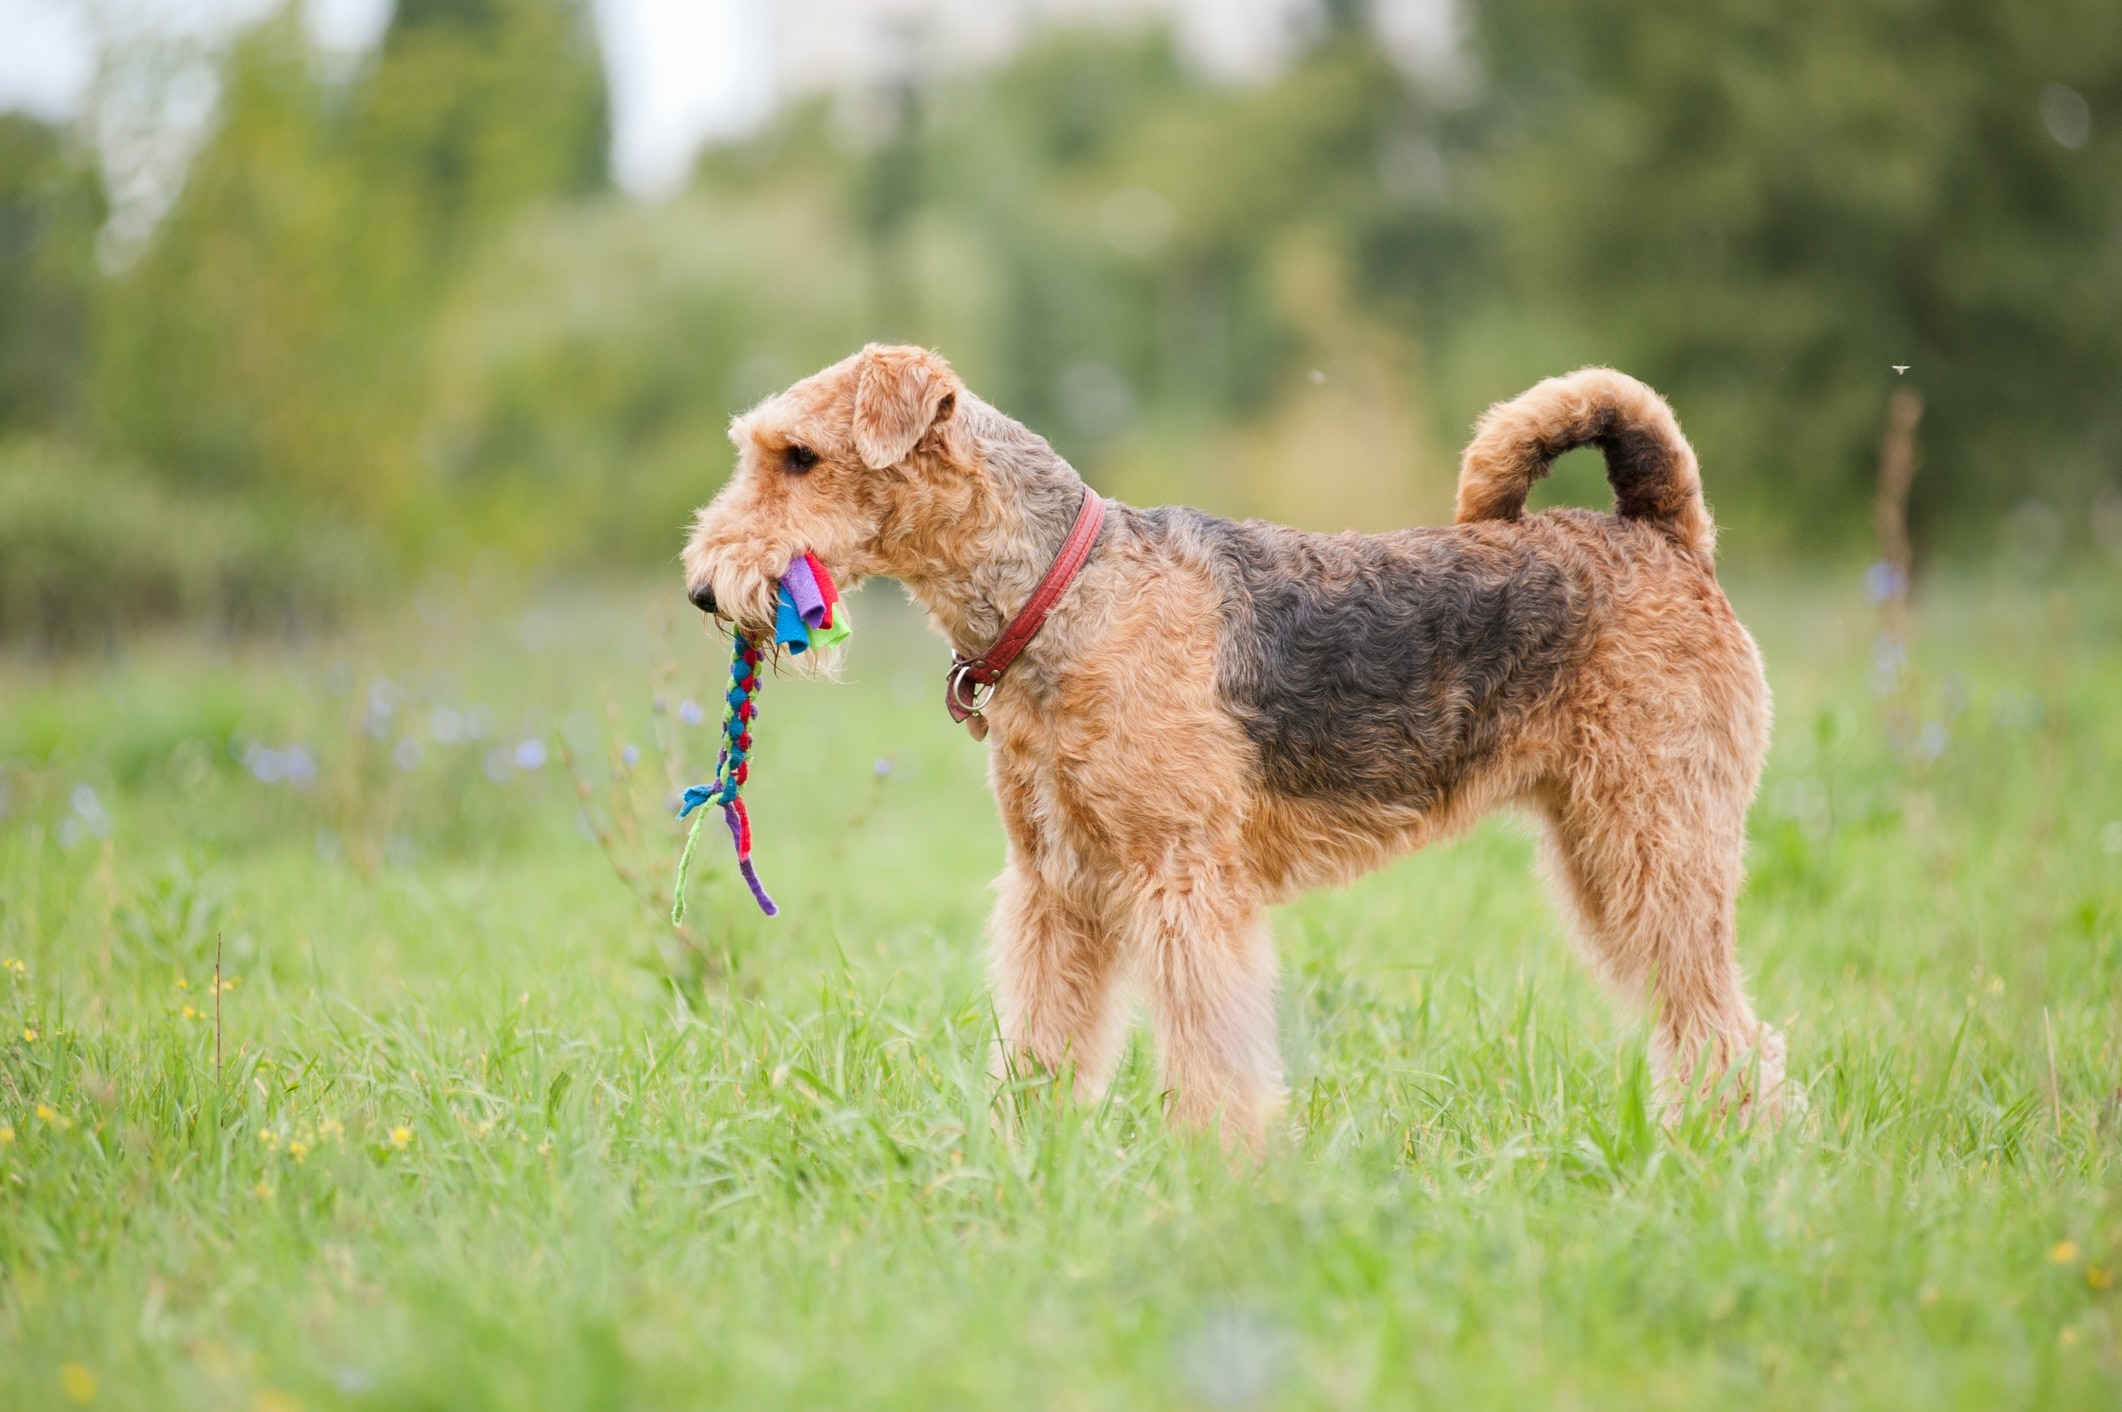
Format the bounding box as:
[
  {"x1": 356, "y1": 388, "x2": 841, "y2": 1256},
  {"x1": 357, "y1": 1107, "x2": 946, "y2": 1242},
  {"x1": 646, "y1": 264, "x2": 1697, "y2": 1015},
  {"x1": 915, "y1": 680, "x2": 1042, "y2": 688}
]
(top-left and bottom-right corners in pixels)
[{"x1": 773, "y1": 586, "x2": 811, "y2": 653}]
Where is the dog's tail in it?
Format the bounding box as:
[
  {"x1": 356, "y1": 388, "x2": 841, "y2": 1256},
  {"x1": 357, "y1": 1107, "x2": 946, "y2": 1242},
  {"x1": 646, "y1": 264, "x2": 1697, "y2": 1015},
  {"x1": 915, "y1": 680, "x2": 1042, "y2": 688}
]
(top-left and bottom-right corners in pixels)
[{"x1": 1454, "y1": 368, "x2": 1715, "y2": 557}]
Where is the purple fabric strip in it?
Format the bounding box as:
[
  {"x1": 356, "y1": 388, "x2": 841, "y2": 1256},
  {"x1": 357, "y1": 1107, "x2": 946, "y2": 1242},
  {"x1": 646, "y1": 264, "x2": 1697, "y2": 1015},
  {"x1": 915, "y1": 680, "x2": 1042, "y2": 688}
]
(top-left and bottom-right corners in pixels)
[
  {"x1": 739, "y1": 858, "x2": 778, "y2": 916},
  {"x1": 779, "y1": 556, "x2": 828, "y2": 629},
  {"x1": 722, "y1": 804, "x2": 777, "y2": 915}
]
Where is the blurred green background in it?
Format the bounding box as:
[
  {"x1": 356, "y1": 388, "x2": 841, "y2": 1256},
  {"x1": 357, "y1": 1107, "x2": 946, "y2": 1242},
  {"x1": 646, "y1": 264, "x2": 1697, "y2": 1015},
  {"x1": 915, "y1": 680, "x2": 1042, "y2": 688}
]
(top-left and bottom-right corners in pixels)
[
  {"x1": 4, "y1": 8, "x2": 2122, "y2": 1406},
  {"x1": 2, "y1": 0, "x2": 2118, "y2": 648}
]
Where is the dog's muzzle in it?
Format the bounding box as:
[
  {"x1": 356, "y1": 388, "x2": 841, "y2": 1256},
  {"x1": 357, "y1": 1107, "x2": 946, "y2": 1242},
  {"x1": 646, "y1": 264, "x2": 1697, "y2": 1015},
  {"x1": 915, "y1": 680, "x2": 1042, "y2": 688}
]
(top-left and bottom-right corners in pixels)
[{"x1": 686, "y1": 581, "x2": 718, "y2": 615}]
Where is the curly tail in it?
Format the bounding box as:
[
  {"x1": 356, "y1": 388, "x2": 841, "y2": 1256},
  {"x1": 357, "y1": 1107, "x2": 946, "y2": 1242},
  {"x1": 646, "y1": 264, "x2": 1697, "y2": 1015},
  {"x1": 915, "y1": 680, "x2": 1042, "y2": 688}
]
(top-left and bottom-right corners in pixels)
[{"x1": 1455, "y1": 368, "x2": 1715, "y2": 557}]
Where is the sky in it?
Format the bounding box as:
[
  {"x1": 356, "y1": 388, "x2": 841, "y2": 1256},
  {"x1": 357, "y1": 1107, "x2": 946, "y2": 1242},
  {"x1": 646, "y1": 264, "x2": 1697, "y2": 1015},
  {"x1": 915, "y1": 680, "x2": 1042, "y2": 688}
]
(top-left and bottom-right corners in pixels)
[{"x1": 0, "y1": 0, "x2": 1458, "y2": 204}]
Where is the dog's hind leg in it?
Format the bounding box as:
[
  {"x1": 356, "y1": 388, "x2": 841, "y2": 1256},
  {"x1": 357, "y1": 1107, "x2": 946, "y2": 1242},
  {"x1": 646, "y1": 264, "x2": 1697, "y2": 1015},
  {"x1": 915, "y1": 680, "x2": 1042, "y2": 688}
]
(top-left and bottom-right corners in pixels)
[
  {"x1": 1125, "y1": 852, "x2": 1285, "y2": 1148},
  {"x1": 989, "y1": 857, "x2": 1129, "y2": 1101},
  {"x1": 1537, "y1": 758, "x2": 1786, "y2": 1122}
]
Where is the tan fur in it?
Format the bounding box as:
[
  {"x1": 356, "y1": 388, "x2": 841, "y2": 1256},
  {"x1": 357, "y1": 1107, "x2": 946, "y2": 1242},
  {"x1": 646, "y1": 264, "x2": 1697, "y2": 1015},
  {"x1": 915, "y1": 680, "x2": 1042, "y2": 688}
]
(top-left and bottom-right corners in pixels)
[
  {"x1": 1458, "y1": 367, "x2": 1717, "y2": 557},
  {"x1": 685, "y1": 346, "x2": 1784, "y2": 1147}
]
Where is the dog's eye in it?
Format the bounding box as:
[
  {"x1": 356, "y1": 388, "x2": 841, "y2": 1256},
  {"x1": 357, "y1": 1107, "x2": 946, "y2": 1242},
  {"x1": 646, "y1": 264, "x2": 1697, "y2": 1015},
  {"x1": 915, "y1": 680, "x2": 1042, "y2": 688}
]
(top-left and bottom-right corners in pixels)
[{"x1": 784, "y1": 445, "x2": 818, "y2": 473}]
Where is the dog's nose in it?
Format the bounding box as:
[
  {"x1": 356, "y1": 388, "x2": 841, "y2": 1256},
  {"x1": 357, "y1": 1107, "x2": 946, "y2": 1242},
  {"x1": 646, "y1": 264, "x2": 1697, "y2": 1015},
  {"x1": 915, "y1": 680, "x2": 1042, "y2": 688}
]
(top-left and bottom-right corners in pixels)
[{"x1": 687, "y1": 581, "x2": 717, "y2": 615}]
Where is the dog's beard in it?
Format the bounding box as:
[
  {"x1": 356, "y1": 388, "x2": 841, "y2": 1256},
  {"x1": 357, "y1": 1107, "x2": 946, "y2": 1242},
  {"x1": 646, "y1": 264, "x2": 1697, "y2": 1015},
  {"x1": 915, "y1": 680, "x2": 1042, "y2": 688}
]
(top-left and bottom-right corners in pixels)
[
  {"x1": 779, "y1": 640, "x2": 846, "y2": 682},
  {"x1": 697, "y1": 593, "x2": 848, "y2": 683}
]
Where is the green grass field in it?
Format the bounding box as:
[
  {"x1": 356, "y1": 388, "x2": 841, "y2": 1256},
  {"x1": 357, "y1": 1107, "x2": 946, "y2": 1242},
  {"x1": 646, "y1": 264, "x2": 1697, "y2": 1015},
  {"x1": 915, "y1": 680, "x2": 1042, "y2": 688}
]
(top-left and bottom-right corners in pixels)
[{"x1": 2, "y1": 566, "x2": 2119, "y2": 1410}]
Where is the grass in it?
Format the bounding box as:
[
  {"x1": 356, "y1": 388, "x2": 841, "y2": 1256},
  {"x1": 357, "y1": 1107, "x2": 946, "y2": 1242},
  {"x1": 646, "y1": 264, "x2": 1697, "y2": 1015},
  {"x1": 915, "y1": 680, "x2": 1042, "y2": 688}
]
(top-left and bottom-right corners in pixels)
[{"x1": 1, "y1": 563, "x2": 2119, "y2": 1410}]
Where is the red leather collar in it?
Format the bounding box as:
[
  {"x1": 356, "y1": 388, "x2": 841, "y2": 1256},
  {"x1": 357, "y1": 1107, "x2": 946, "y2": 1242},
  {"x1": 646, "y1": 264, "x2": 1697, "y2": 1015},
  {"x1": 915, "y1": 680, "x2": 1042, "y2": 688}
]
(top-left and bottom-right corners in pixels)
[{"x1": 945, "y1": 488, "x2": 1105, "y2": 739}]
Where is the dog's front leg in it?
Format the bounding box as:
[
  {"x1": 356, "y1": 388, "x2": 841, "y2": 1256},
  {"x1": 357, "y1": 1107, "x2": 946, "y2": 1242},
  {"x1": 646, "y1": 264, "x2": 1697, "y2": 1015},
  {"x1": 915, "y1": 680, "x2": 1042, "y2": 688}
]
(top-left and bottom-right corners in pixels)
[
  {"x1": 1126, "y1": 851, "x2": 1285, "y2": 1149},
  {"x1": 988, "y1": 855, "x2": 1128, "y2": 1102}
]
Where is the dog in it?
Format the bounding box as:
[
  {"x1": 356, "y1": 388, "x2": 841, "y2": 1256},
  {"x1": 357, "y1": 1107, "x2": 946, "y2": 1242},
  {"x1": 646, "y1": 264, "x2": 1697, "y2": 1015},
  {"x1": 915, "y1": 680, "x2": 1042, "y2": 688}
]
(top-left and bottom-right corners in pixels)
[{"x1": 683, "y1": 344, "x2": 1783, "y2": 1144}]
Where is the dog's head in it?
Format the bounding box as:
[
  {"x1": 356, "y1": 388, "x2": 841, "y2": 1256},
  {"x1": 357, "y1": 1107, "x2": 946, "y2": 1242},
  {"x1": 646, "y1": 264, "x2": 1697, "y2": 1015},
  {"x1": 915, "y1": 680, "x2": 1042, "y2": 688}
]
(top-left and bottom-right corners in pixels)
[{"x1": 682, "y1": 344, "x2": 970, "y2": 634}]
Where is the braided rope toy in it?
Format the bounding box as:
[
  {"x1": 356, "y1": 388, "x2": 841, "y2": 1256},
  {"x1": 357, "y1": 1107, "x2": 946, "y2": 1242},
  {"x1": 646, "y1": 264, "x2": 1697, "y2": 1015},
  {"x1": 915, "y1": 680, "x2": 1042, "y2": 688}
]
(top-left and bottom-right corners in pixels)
[{"x1": 671, "y1": 552, "x2": 850, "y2": 923}]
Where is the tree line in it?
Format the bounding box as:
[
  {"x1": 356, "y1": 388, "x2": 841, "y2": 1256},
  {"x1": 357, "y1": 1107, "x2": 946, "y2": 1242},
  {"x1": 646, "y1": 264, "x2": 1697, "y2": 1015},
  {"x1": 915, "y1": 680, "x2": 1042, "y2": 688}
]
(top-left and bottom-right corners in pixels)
[{"x1": 1, "y1": 0, "x2": 2115, "y2": 640}]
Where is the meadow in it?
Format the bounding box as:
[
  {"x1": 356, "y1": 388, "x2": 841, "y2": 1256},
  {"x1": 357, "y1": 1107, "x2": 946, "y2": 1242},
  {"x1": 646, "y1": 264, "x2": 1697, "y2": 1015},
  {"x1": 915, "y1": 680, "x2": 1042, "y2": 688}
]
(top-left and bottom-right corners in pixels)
[{"x1": 1, "y1": 562, "x2": 2118, "y2": 1410}]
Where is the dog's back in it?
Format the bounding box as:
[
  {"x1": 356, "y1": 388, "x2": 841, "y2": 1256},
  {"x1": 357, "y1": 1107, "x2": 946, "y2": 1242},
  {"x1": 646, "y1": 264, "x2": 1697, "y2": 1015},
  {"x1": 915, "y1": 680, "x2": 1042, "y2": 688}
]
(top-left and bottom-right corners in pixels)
[
  {"x1": 1135, "y1": 367, "x2": 1747, "y2": 820},
  {"x1": 1154, "y1": 508, "x2": 1593, "y2": 812}
]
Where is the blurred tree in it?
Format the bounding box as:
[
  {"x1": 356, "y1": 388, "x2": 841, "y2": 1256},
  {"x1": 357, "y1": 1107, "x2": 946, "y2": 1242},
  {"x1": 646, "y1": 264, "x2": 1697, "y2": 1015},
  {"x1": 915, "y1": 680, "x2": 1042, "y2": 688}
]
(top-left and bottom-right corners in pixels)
[
  {"x1": 1460, "y1": 0, "x2": 2122, "y2": 551},
  {"x1": 361, "y1": 0, "x2": 608, "y2": 253},
  {"x1": 424, "y1": 187, "x2": 869, "y2": 564},
  {"x1": 881, "y1": 30, "x2": 1457, "y2": 528},
  {"x1": 0, "y1": 115, "x2": 104, "y2": 435},
  {"x1": 93, "y1": 0, "x2": 606, "y2": 528},
  {"x1": 433, "y1": 29, "x2": 1459, "y2": 546},
  {"x1": 25, "y1": 0, "x2": 2116, "y2": 615}
]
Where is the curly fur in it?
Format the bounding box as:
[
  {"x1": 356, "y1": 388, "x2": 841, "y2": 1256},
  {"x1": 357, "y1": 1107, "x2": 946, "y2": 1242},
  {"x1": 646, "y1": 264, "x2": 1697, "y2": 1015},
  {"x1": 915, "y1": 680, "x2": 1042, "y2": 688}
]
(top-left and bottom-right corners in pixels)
[{"x1": 684, "y1": 346, "x2": 1785, "y2": 1145}]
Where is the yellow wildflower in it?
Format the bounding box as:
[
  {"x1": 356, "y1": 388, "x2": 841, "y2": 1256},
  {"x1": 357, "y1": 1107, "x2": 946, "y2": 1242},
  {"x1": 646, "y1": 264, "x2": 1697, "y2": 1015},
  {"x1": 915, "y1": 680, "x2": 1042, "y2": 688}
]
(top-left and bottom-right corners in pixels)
[
  {"x1": 181, "y1": 1006, "x2": 198, "y2": 1020},
  {"x1": 287, "y1": 1140, "x2": 309, "y2": 1163},
  {"x1": 35, "y1": 1104, "x2": 56, "y2": 1122},
  {"x1": 318, "y1": 1118, "x2": 345, "y2": 1142},
  {"x1": 388, "y1": 1125, "x2": 413, "y2": 1150},
  {"x1": 3, "y1": 958, "x2": 24, "y2": 974},
  {"x1": 254, "y1": 1179, "x2": 273, "y2": 1198},
  {"x1": 2052, "y1": 1241, "x2": 2080, "y2": 1264},
  {"x1": 0, "y1": 1124, "x2": 14, "y2": 1143},
  {"x1": 258, "y1": 1129, "x2": 278, "y2": 1148},
  {"x1": 59, "y1": 1362, "x2": 96, "y2": 1404},
  {"x1": 175, "y1": 978, "x2": 187, "y2": 990},
  {"x1": 2088, "y1": 1266, "x2": 2114, "y2": 1291},
  {"x1": 254, "y1": 1389, "x2": 302, "y2": 1412},
  {"x1": 22, "y1": 1028, "x2": 36, "y2": 1042}
]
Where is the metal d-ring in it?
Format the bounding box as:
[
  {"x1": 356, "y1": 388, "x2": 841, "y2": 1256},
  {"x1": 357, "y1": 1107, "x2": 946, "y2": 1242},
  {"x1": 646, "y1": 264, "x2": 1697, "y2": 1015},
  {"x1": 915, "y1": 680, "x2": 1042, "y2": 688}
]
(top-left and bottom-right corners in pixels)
[{"x1": 947, "y1": 659, "x2": 994, "y2": 719}]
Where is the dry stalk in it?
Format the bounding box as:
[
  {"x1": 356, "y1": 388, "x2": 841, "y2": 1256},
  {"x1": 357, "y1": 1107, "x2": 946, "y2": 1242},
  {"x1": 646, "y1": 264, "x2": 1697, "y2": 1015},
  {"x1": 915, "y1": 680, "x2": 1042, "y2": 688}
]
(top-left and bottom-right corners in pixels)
[{"x1": 1875, "y1": 386, "x2": 1923, "y2": 744}]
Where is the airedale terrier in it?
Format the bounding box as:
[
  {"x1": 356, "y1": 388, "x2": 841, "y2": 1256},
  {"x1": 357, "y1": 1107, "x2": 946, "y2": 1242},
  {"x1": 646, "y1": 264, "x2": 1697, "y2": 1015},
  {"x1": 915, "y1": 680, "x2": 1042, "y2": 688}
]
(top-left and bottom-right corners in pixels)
[{"x1": 683, "y1": 345, "x2": 1783, "y2": 1143}]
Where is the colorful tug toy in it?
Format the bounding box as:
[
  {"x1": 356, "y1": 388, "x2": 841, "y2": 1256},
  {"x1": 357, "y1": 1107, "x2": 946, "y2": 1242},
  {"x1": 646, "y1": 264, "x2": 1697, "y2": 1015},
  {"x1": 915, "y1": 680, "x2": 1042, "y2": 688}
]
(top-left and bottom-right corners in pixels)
[{"x1": 672, "y1": 552, "x2": 850, "y2": 922}]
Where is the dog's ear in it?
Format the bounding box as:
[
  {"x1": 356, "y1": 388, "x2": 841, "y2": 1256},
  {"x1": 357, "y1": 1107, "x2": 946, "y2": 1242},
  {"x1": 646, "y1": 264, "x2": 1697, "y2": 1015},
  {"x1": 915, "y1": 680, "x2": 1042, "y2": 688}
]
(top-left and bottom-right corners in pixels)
[{"x1": 852, "y1": 345, "x2": 959, "y2": 470}]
